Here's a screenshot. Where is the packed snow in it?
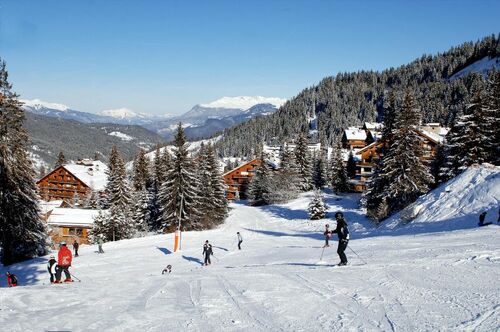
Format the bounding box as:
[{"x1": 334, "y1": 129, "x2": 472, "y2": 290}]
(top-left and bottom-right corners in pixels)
[
  {"x1": 1, "y1": 187, "x2": 499, "y2": 331},
  {"x1": 108, "y1": 131, "x2": 134, "y2": 141},
  {"x1": 200, "y1": 96, "x2": 287, "y2": 109}
]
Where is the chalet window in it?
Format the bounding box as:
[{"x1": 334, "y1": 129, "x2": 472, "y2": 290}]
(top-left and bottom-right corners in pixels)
[{"x1": 68, "y1": 228, "x2": 83, "y2": 236}]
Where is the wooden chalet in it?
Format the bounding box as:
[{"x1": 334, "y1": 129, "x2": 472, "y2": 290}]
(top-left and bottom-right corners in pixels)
[
  {"x1": 37, "y1": 159, "x2": 108, "y2": 201},
  {"x1": 45, "y1": 207, "x2": 102, "y2": 246},
  {"x1": 223, "y1": 158, "x2": 262, "y2": 200},
  {"x1": 342, "y1": 127, "x2": 374, "y2": 150},
  {"x1": 351, "y1": 126, "x2": 449, "y2": 192}
]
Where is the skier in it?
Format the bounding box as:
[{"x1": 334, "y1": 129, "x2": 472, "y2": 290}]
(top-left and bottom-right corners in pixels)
[
  {"x1": 47, "y1": 255, "x2": 57, "y2": 284},
  {"x1": 73, "y1": 240, "x2": 79, "y2": 257},
  {"x1": 55, "y1": 242, "x2": 73, "y2": 283},
  {"x1": 237, "y1": 232, "x2": 243, "y2": 250},
  {"x1": 162, "y1": 265, "x2": 172, "y2": 274},
  {"x1": 478, "y1": 211, "x2": 492, "y2": 227},
  {"x1": 331, "y1": 212, "x2": 349, "y2": 266},
  {"x1": 323, "y1": 224, "x2": 331, "y2": 247},
  {"x1": 203, "y1": 240, "x2": 213, "y2": 266},
  {"x1": 6, "y1": 272, "x2": 18, "y2": 287},
  {"x1": 97, "y1": 237, "x2": 104, "y2": 253}
]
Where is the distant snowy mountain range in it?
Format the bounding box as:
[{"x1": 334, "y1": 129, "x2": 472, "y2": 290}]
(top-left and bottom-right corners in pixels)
[{"x1": 21, "y1": 96, "x2": 286, "y2": 140}]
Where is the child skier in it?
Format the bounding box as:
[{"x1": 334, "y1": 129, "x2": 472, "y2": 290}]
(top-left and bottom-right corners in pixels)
[
  {"x1": 323, "y1": 224, "x2": 331, "y2": 247},
  {"x1": 203, "y1": 240, "x2": 213, "y2": 266},
  {"x1": 331, "y1": 212, "x2": 349, "y2": 266},
  {"x1": 6, "y1": 272, "x2": 18, "y2": 287},
  {"x1": 55, "y1": 242, "x2": 73, "y2": 283},
  {"x1": 237, "y1": 232, "x2": 243, "y2": 250},
  {"x1": 97, "y1": 237, "x2": 104, "y2": 253},
  {"x1": 47, "y1": 255, "x2": 57, "y2": 284}
]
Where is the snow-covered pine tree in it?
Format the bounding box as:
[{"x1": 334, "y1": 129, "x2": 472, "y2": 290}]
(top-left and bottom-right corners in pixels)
[
  {"x1": 312, "y1": 148, "x2": 328, "y2": 189},
  {"x1": 54, "y1": 151, "x2": 66, "y2": 168},
  {"x1": 280, "y1": 143, "x2": 297, "y2": 173},
  {"x1": 0, "y1": 60, "x2": 48, "y2": 265},
  {"x1": 131, "y1": 189, "x2": 151, "y2": 235},
  {"x1": 106, "y1": 147, "x2": 134, "y2": 240},
  {"x1": 294, "y1": 134, "x2": 312, "y2": 191},
  {"x1": 148, "y1": 145, "x2": 167, "y2": 231},
  {"x1": 379, "y1": 90, "x2": 433, "y2": 214},
  {"x1": 485, "y1": 70, "x2": 500, "y2": 164},
  {"x1": 84, "y1": 190, "x2": 100, "y2": 209},
  {"x1": 440, "y1": 88, "x2": 490, "y2": 180},
  {"x1": 132, "y1": 148, "x2": 151, "y2": 191},
  {"x1": 248, "y1": 154, "x2": 272, "y2": 206},
  {"x1": 89, "y1": 210, "x2": 109, "y2": 243},
  {"x1": 158, "y1": 123, "x2": 200, "y2": 232},
  {"x1": 308, "y1": 190, "x2": 326, "y2": 220},
  {"x1": 330, "y1": 143, "x2": 349, "y2": 193}
]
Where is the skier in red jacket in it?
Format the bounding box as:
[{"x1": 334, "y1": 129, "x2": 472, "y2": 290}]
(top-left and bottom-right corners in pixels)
[
  {"x1": 6, "y1": 272, "x2": 18, "y2": 287},
  {"x1": 54, "y1": 242, "x2": 73, "y2": 283}
]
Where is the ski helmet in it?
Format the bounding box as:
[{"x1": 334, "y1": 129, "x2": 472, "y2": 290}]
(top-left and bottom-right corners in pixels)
[
  {"x1": 335, "y1": 212, "x2": 344, "y2": 219},
  {"x1": 50, "y1": 255, "x2": 55, "y2": 259}
]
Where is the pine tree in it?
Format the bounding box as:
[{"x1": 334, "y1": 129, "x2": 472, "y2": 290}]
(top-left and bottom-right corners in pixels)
[
  {"x1": 377, "y1": 91, "x2": 433, "y2": 214},
  {"x1": 248, "y1": 156, "x2": 272, "y2": 206},
  {"x1": 158, "y1": 123, "x2": 200, "y2": 232},
  {"x1": 330, "y1": 143, "x2": 349, "y2": 193},
  {"x1": 89, "y1": 210, "x2": 108, "y2": 243},
  {"x1": 132, "y1": 189, "x2": 151, "y2": 235},
  {"x1": 55, "y1": 151, "x2": 66, "y2": 168},
  {"x1": 485, "y1": 70, "x2": 500, "y2": 164},
  {"x1": 308, "y1": 190, "x2": 326, "y2": 220},
  {"x1": 132, "y1": 149, "x2": 150, "y2": 191},
  {"x1": 346, "y1": 151, "x2": 357, "y2": 178},
  {"x1": 294, "y1": 134, "x2": 312, "y2": 191},
  {"x1": 312, "y1": 149, "x2": 328, "y2": 189},
  {"x1": 105, "y1": 147, "x2": 134, "y2": 240},
  {"x1": 0, "y1": 60, "x2": 48, "y2": 265},
  {"x1": 84, "y1": 190, "x2": 100, "y2": 209}
]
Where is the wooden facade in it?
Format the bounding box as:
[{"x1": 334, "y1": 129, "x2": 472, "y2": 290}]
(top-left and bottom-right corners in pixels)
[
  {"x1": 223, "y1": 159, "x2": 262, "y2": 200},
  {"x1": 37, "y1": 166, "x2": 90, "y2": 201}
]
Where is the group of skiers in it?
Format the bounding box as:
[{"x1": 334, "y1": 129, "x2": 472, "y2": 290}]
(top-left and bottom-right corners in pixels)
[
  {"x1": 47, "y1": 242, "x2": 74, "y2": 284},
  {"x1": 202, "y1": 232, "x2": 243, "y2": 266}
]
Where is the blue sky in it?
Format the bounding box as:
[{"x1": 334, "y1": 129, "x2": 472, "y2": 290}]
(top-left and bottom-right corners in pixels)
[{"x1": 0, "y1": 0, "x2": 499, "y2": 115}]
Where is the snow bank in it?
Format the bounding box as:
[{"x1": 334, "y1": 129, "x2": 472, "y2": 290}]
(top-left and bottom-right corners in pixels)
[{"x1": 384, "y1": 164, "x2": 500, "y2": 230}]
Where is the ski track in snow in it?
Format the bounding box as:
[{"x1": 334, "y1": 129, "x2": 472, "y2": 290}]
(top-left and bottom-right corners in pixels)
[{"x1": 1, "y1": 192, "x2": 499, "y2": 331}]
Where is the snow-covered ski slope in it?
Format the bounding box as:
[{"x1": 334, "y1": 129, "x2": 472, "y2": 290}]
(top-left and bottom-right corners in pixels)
[{"x1": 1, "y1": 192, "x2": 499, "y2": 331}]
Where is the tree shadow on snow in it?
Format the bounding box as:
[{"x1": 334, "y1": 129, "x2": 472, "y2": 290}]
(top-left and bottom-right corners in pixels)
[
  {"x1": 243, "y1": 228, "x2": 324, "y2": 241},
  {"x1": 0, "y1": 256, "x2": 51, "y2": 287},
  {"x1": 212, "y1": 246, "x2": 228, "y2": 252},
  {"x1": 258, "y1": 205, "x2": 309, "y2": 220},
  {"x1": 156, "y1": 247, "x2": 172, "y2": 255},
  {"x1": 182, "y1": 255, "x2": 203, "y2": 266}
]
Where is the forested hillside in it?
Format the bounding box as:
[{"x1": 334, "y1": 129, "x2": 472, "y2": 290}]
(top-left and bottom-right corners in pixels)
[{"x1": 216, "y1": 34, "x2": 500, "y2": 157}]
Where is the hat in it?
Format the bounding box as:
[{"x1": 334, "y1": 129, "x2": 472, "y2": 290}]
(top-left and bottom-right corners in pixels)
[
  {"x1": 205, "y1": 240, "x2": 209, "y2": 243},
  {"x1": 50, "y1": 255, "x2": 55, "y2": 259},
  {"x1": 60, "y1": 241, "x2": 66, "y2": 246},
  {"x1": 335, "y1": 212, "x2": 344, "y2": 219}
]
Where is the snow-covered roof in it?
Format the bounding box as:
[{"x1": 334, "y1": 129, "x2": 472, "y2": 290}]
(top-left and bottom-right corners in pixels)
[
  {"x1": 344, "y1": 127, "x2": 367, "y2": 141},
  {"x1": 419, "y1": 129, "x2": 444, "y2": 144},
  {"x1": 364, "y1": 122, "x2": 384, "y2": 131},
  {"x1": 47, "y1": 208, "x2": 103, "y2": 228},
  {"x1": 63, "y1": 160, "x2": 108, "y2": 191},
  {"x1": 39, "y1": 200, "x2": 64, "y2": 214}
]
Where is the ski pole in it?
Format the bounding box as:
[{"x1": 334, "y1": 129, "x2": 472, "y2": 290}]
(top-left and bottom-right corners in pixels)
[
  {"x1": 348, "y1": 245, "x2": 367, "y2": 265},
  {"x1": 212, "y1": 255, "x2": 219, "y2": 262},
  {"x1": 319, "y1": 246, "x2": 326, "y2": 261},
  {"x1": 70, "y1": 272, "x2": 82, "y2": 282}
]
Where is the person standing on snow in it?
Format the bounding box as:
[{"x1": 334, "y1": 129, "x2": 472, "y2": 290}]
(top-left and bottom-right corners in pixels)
[
  {"x1": 331, "y1": 212, "x2": 349, "y2": 266},
  {"x1": 55, "y1": 242, "x2": 73, "y2": 283},
  {"x1": 97, "y1": 237, "x2": 104, "y2": 253},
  {"x1": 237, "y1": 232, "x2": 243, "y2": 250},
  {"x1": 47, "y1": 255, "x2": 57, "y2": 284},
  {"x1": 323, "y1": 224, "x2": 331, "y2": 247},
  {"x1": 478, "y1": 211, "x2": 492, "y2": 227},
  {"x1": 73, "y1": 240, "x2": 79, "y2": 257},
  {"x1": 203, "y1": 240, "x2": 213, "y2": 266},
  {"x1": 6, "y1": 272, "x2": 18, "y2": 287}
]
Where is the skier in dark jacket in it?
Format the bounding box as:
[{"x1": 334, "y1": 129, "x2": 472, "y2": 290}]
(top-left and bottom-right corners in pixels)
[
  {"x1": 203, "y1": 240, "x2": 213, "y2": 266},
  {"x1": 478, "y1": 211, "x2": 492, "y2": 227},
  {"x1": 331, "y1": 212, "x2": 349, "y2": 266},
  {"x1": 47, "y1": 255, "x2": 57, "y2": 283},
  {"x1": 6, "y1": 272, "x2": 18, "y2": 287},
  {"x1": 237, "y1": 232, "x2": 243, "y2": 250},
  {"x1": 73, "y1": 240, "x2": 79, "y2": 257}
]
